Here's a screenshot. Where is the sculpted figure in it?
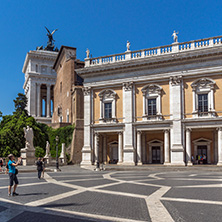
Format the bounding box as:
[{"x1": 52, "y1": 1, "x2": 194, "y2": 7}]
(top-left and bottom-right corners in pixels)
[
  {"x1": 126, "y1": 41, "x2": 130, "y2": 51},
  {"x1": 86, "y1": 48, "x2": 90, "y2": 58},
  {"x1": 172, "y1": 30, "x2": 179, "y2": 43},
  {"x1": 44, "y1": 141, "x2": 51, "y2": 158},
  {"x1": 23, "y1": 126, "x2": 34, "y2": 150}
]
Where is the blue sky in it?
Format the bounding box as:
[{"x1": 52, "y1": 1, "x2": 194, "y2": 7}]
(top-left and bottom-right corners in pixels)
[{"x1": 1, "y1": 0, "x2": 222, "y2": 115}]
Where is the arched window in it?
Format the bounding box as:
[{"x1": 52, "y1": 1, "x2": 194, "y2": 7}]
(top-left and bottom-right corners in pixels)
[
  {"x1": 191, "y1": 78, "x2": 216, "y2": 117},
  {"x1": 141, "y1": 84, "x2": 163, "y2": 120},
  {"x1": 98, "y1": 89, "x2": 117, "y2": 123}
]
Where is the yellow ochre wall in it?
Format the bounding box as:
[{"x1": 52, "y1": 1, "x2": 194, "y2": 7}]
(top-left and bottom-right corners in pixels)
[
  {"x1": 184, "y1": 75, "x2": 222, "y2": 117},
  {"x1": 135, "y1": 82, "x2": 170, "y2": 121},
  {"x1": 93, "y1": 87, "x2": 123, "y2": 123}
]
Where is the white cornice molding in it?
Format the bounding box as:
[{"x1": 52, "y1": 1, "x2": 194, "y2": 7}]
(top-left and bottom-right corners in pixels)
[
  {"x1": 82, "y1": 66, "x2": 222, "y2": 88},
  {"x1": 76, "y1": 46, "x2": 222, "y2": 77},
  {"x1": 22, "y1": 50, "x2": 58, "y2": 73}
]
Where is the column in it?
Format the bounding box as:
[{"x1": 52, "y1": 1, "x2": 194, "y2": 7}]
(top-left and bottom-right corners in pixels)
[
  {"x1": 186, "y1": 128, "x2": 192, "y2": 165},
  {"x1": 81, "y1": 87, "x2": 92, "y2": 165},
  {"x1": 99, "y1": 99, "x2": 103, "y2": 120},
  {"x1": 137, "y1": 131, "x2": 142, "y2": 165},
  {"x1": 217, "y1": 128, "x2": 222, "y2": 165},
  {"x1": 103, "y1": 135, "x2": 107, "y2": 164},
  {"x1": 192, "y1": 89, "x2": 196, "y2": 113},
  {"x1": 170, "y1": 76, "x2": 185, "y2": 165},
  {"x1": 122, "y1": 82, "x2": 135, "y2": 165},
  {"x1": 164, "y1": 129, "x2": 170, "y2": 165},
  {"x1": 36, "y1": 83, "x2": 41, "y2": 117},
  {"x1": 94, "y1": 133, "x2": 99, "y2": 163},
  {"x1": 118, "y1": 132, "x2": 123, "y2": 163},
  {"x1": 46, "y1": 84, "x2": 51, "y2": 118},
  {"x1": 143, "y1": 94, "x2": 146, "y2": 116}
]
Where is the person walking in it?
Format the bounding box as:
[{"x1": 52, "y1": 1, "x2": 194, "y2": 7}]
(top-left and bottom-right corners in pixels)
[
  {"x1": 42, "y1": 158, "x2": 46, "y2": 178},
  {"x1": 7, "y1": 154, "x2": 21, "y2": 196},
  {"x1": 0, "y1": 158, "x2": 3, "y2": 172},
  {"x1": 36, "y1": 158, "x2": 43, "y2": 179}
]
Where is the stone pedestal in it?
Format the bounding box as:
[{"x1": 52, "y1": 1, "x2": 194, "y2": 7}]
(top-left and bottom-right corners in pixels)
[
  {"x1": 59, "y1": 143, "x2": 67, "y2": 164},
  {"x1": 44, "y1": 156, "x2": 52, "y2": 165},
  {"x1": 20, "y1": 149, "x2": 36, "y2": 166}
]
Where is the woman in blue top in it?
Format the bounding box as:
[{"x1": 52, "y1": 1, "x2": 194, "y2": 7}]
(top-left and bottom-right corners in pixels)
[{"x1": 7, "y1": 154, "x2": 21, "y2": 196}]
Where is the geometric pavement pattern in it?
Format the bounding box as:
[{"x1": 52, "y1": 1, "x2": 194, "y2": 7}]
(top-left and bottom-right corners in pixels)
[{"x1": 1, "y1": 168, "x2": 222, "y2": 221}]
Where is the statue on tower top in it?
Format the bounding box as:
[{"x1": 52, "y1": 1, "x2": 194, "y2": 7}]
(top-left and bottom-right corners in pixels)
[{"x1": 36, "y1": 27, "x2": 59, "y2": 52}]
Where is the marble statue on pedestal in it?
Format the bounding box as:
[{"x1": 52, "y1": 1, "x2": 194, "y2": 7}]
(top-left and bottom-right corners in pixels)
[
  {"x1": 22, "y1": 126, "x2": 34, "y2": 151},
  {"x1": 172, "y1": 30, "x2": 179, "y2": 43},
  {"x1": 20, "y1": 126, "x2": 35, "y2": 166},
  {"x1": 44, "y1": 141, "x2": 51, "y2": 158}
]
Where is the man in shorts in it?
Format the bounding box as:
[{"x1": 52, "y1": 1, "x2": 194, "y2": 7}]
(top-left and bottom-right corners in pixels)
[{"x1": 8, "y1": 154, "x2": 21, "y2": 196}]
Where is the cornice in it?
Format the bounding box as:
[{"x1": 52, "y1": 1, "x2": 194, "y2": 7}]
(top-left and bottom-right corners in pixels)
[
  {"x1": 22, "y1": 50, "x2": 58, "y2": 73},
  {"x1": 76, "y1": 46, "x2": 222, "y2": 77}
]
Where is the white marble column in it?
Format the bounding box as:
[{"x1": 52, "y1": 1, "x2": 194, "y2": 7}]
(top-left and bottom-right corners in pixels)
[
  {"x1": 103, "y1": 135, "x2": 107, "y2": 164},
  {"x1": 217, "y1": 128, "x2": 222, "y2": 165},
  {"x1": 137, "y1": 131, "x2": 142, "y2": 165},
  {"x1": 81, "y1": 87, "x2": 92, "y2": 165},
  {"x1": 36, "y1": 83, "x2": 41, "y2": 117},
  {"x1": 46, "y1": 84, "x2": 51, "y2": 118},
  {"x1": 94, "y1": 133, "x2": 99, "y2": 164},
  {"x1": 118, "y1": 132, "x2": 123, "y2": 163},
  {"x1": 164, "y1": 129, "x2": 170, "y2": 165},
  {"x1": 186, "y1": 128, "x2": 192, "y2": 165},
  {"x1": 192, "y1": 89, "x2": 196, "y2": 113},
  {"x1": 122, "y1": 82, "x2": 135, "y2": 165}
]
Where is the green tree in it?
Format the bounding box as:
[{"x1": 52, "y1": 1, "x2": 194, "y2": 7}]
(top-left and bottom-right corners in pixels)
[{"x1": 13, "y1": 93, "x2": 28, "y2": 116}]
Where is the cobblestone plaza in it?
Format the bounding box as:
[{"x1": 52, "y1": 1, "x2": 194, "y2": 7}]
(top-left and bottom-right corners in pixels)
[{"x1": 1, "y1": 166, "x2": 222, "y2": 221}]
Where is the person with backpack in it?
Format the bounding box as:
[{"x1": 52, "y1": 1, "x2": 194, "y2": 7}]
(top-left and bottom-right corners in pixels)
[
  {"x1": 36, "y1": 157, "x2": 43, "y2": 179},
  {"x1": 7, "y1": 154, "x2": 21, "y2": 196}
]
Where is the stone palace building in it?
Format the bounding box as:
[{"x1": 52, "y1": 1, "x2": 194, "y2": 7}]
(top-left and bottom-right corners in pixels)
[{"x1": 77, "y1": 34, "x2": 222, "y2": 166}]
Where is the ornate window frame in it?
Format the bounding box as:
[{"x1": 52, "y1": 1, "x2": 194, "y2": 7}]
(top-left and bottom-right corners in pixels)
[
  {"x1": 141, "y1": 84, "x2": 163, "y2": 120},
  {"x1": 191, "y1": 78, "x2": 216, "y2": 117},
  {"x1": 98, "y1": 89, "x2": 117, "y2": 123}
]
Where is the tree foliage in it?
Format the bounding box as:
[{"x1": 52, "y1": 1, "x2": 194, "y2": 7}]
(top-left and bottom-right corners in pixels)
[{"x1": 0, "y1": 93, "x2": 74, "y2": 158}]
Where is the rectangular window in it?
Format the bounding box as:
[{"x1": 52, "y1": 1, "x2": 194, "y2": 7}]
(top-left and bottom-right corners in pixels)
[
  {"x1": 148, "y1": 99, "x2": 156, "y2": 116},
  {"x1": 198, "y1": 94, "x2": 208, "y2": 114},
  {"x1": 104, "y1": 102, "x2": 112, "y2": 119}
]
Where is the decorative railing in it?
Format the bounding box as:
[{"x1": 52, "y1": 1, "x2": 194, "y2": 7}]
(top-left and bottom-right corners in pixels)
[{"x1": 85, "y1": 35, "x2": 222, "y2": 67}]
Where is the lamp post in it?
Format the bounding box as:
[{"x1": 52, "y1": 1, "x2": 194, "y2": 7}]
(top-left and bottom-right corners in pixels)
[{"x1": 55, "y1": 136, "x2": 59, "y2": 171}]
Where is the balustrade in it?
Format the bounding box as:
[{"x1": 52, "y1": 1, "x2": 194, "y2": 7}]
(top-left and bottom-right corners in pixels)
[{"x1": 85, "y1": 35, "x2": 222, "y2": 67}]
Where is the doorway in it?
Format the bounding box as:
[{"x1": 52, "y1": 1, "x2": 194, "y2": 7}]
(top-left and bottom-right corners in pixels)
[
  {"x1": 197, "y1": 145, "x2": 207, "y2": 164},
  {"x1": 152, "y1": 146, "x2": 161, "y2": 163}
]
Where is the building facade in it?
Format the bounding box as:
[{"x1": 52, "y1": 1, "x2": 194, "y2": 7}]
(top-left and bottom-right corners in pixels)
[
  {"x1": 77, "y1": 35, "x2": 222, "y2": 166},
  {"x1": 52, "y1": 46, "x2": 84, "y2": 163},
  {"x1": 23, "y1": 50, "x2": 58, "y2": 124}
]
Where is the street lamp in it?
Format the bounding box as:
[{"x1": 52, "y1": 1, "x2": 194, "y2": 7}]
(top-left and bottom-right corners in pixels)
[{"x1": 55, "y1": 136, "x2": 60, "y2": 171}]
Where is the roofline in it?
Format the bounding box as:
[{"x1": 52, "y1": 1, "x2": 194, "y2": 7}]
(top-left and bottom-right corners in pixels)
[{"x1": 53, "y1": 45, "x2": 77, "y2": 69}]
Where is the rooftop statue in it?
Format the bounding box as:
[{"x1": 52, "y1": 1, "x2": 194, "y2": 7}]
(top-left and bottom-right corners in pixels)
[
  {"x1": 36, "y1": 27, "x2": 58, "y2": 51},
  {"x1": 86, "y1": 48, "x2": 90, "y2": 58},
  {"x1": 172, "y1": 30, "x2": 179, "y2": 43},
  {"x1": 126, "y1": 41, "x2": 131, "y2": 51}
]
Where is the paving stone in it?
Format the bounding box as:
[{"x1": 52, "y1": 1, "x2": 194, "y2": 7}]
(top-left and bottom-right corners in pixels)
[
  {"x1": 0, "y1": 205, "x2": 7, "y2": 213},
  {"x1": 0, "y1": 183, "x2": 74, "y2": 204},
  {"x1": 162, "y1": 200, "x2": 222, "y2": 222},
  {"x1": 163, "y1": 187, "x2": 222, "y2": 201},
  {"x1": 65, "y1": 179, "x2": 114, "y2": 187},
  {"x1": 7, "y1": 211, "x2": 99, "y2": 222},
  {"x1": 41, "y1": 191, "x2": 150, "y2": 221},
  {"x1": 99, "y1": 182, "x2": 159, "y2": 196}
]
